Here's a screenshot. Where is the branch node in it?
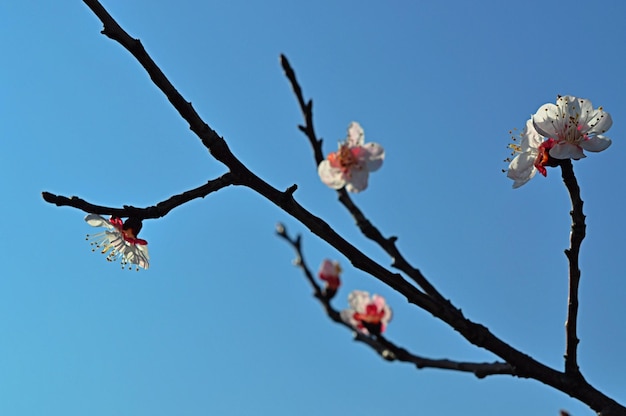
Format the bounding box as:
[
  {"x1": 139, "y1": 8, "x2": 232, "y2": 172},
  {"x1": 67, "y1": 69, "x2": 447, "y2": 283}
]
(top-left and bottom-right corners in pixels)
[
  {"x1": 285, "y1": 184, "x2": 298, "y2": 196},
  {"x1": 275, "y1": 223, "x2": 286, "y2": 236},
  {"x1": 381, "y1": 349, "x2": 396, "y2": 361}
]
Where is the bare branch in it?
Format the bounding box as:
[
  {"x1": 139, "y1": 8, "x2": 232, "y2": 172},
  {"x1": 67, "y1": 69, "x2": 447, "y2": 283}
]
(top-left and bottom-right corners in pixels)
[
  {"x1": 42, "y1": 172, "x2": 235, "y2": 218},
  {"x1": 82, "y1": 0, "x2": 247, "y2": 175},
  {"x1": 275, "y1": 223, "x2": 325, "y2": 301},
  {"x1": 560, "y1": 160, "x2": 586, "y2": 377},
  {"x1": 280, "y1": 55, "x2": 324, "y2": 166}
]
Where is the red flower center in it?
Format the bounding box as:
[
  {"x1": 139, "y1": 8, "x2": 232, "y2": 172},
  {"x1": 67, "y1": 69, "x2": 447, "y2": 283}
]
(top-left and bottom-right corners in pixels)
[
  {"x1": 353, "y1": 304, "x2": 384, "y2": 324},
  {"x1": 110, "y1": 217, "x2": 148, "y2": 245},
  {"x1": 534, "y1": 138, "x2": 556, "y2": 176}
]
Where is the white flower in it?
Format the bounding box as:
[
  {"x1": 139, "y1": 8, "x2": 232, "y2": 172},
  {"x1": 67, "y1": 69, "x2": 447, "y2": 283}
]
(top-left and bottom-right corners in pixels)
[
  {"x1": 85, "y1": 214, "x2": 150, "y2": 270},
  {"x1": 340, "y1": 290, "x2": 392, "y2": 335},
  {"x1": 532, "y1": 95, "x2": 612, "y2": 160},
  {"x1": 318, "y1": 122, "x2": 384, "y2": 193},
  {"x1": 507, "y1": 118, "x2": 555, "y2": 188}
]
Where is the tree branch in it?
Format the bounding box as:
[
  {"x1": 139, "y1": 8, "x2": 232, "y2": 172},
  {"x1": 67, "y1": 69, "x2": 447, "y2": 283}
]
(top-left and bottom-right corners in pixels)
[
  {"x1": 42, "y1": 172, "x2": 235, "y2": 218},
  {"x1": 560, "y1": 160, "x2": 586, "y2": 377},
  {"x1": 280, "y1": 55, "x2": 324, "y2": 166}
]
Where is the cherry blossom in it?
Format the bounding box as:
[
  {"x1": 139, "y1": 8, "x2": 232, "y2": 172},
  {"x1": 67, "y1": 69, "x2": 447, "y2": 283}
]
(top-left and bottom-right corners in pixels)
[
  {"x1": 318, "y1": 122, "x2": 384, "y2": 193},
  {"x1": 532, "y1": 95, "x2": 612, "y2": 160},
  {"x1": 506, "y1": 119, "x2": 556, "y2": 188},
  {"x1": 340, "y1": 290, "x2": 392, "y2": 336},
  {"x1": 85, "y1": 214, "x2": 150, "y2": 270},
  {"x1": 318, "y1": 259, "x2": 341, "y2": 298}
]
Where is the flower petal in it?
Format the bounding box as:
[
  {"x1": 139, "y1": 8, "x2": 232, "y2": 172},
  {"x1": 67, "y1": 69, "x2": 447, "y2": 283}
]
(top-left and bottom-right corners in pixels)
[
  {"x1": 362, "y1": 143, "x2": 385, "y2": 172},
  {"x1": 372, "y1": 294, "x2": 385, "y2": 310},
  {"x1": 346, "y1": 122, "x2": 364, "y2": 147},
  {"x1": 587, "y1": 110, "x2": 612, "y2": 136},
  {"x1": 520, "y1": 118, "x2": 544, "y2": 151},
  {"x1": 345, "y1": 168, "x2": 369, "y2": 193},
  {"x1": 507, "y1": 153, "x2": 537, "y2": 188},
  {"x1": 318, "y1": 160, "x2": 346, "y2": 189},
  {"x1": 549, "y1": 142, "x2": 586, "y2": 160},
  {"x1": 532, "y1": 103, "x2": 561, "y2": 138},
  {"x1": 134, "y1": 245, "x2": 150, "y2": 269},
  {"x1": 85, "y1": 214, "x2": 110, "y2": 228},
  {"x1": 348, "y1": 290, "x2": 370, "y2": 312},
  {"x1": 580, "y1": 135, "x2": 611, "y2": 153}
]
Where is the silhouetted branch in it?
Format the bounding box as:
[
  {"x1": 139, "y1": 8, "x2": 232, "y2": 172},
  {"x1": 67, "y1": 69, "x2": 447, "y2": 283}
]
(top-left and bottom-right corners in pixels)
[
  {"x1": 560, "y1": 160, "x2": 586, "y2": 377},
  {"x1": 280, "y1": 55, "x2": 324, "y2": 166},
  {"x1": 42, "y1": 172, "x2": 235, "y2": 218},
  {"x1": 277, "y1": 223, "x2": 515, "y2": 378},
  {"x1": 82, "y1": 0, "x2": 247, "y2": 175}
]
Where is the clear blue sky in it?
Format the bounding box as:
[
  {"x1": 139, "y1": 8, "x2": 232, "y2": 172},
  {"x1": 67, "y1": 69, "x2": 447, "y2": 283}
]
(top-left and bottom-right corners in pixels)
[{"x1": 2, "y1": 1, "x2": 626, "y2": 415}]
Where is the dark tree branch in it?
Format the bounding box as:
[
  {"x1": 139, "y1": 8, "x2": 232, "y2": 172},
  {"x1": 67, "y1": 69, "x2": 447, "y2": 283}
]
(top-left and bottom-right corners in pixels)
[
  {"x1": 42, "y1": 172, "x2": 235, "y2": 219},
  {"x1": 275, "y1": 222, "x2": 325, "y2": 301},
  {"x1": 560, "y1": 160, "x2": 586, "y2": 378},
  {"x1": 57, "y1": 3, "x2": 625, "y2": 414},
  {"x1": 280, "y1": 55, "x2": 324, "y2": 166},
  {"x1": 276, "y1": 223, "x2": 515, "y2": 378}
]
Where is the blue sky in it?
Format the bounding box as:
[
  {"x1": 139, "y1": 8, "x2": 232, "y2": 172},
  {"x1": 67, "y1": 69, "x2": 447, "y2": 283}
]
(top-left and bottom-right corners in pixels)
[{"x1": 2, "y1": 1, "x2": 626, "y2": 415}]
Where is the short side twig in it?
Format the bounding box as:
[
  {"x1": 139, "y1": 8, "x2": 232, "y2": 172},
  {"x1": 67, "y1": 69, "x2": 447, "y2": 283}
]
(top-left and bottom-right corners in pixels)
[{"x1": 280, "y1": 55, "x2": 324, "y2": 166}]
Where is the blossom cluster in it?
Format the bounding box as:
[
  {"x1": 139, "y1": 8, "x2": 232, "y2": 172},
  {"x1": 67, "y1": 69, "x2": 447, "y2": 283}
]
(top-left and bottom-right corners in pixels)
[{"x1": 507, "y1": 95, "x2": 612, "y2": 188}]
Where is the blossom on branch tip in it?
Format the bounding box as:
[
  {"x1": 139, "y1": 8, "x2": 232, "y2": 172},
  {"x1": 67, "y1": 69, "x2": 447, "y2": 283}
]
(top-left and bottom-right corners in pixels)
[
  {"x1": 532, "y1": 95, "x2": 612, "y2": 160},
  {"x1": 506, "y1": 118, "x2": 556, "y2": 188},
  {"x1": 318, "y1": 259, "x2": 341, "y2": 299},
  {"x1": 318, "y1": 122, "x2": 384, "y2": 193},
  {"x1": 340, "y1": 290, "x2": 392, "y2": 336},
  {"x1": 85, "y1": 214, "x2": 150, "y2": 270}
]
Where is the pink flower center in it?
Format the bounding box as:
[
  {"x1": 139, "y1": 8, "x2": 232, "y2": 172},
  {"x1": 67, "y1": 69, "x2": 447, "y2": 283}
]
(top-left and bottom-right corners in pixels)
[
  {"x1": 353, "y1": 304, "x2": 384, "y2": 325},
  {"x1": 328, "y1": 145, "x2": 361, "y2": 174}
]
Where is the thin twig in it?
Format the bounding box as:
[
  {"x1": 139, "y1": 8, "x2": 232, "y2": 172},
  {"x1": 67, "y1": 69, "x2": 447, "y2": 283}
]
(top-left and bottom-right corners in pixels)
[{"x1": 280, "y1": 55, "x2": 324, "y2": 166}]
